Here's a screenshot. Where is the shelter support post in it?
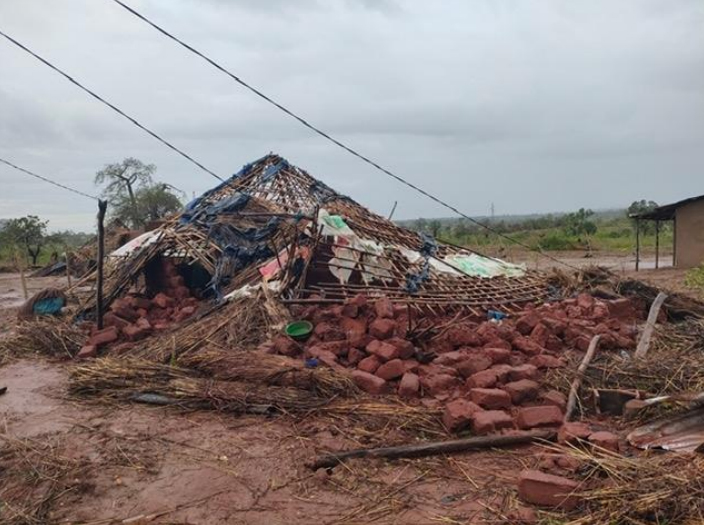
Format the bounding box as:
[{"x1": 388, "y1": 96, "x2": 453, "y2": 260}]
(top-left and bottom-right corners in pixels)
[
  {"x1": 655, "y1": 220, "x2": 660, "y2": 269},
  {"x1": 635, "y1": 218, "x2": 640, "y2": 272},
  {"x1": 96, "y1": 200, "x2": 108, "y2": 330}
]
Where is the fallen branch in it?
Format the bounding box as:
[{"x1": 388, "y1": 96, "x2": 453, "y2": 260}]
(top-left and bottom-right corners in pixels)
[
  {"x1": 635, "y1": 291, "x2": 668, "y2": 359},
  {"x1": 565, "y1": 334, "x2": 601, "y2": 422},
  {"x1": 308, "y1": 429, "x2": 556, "y2": 470}
]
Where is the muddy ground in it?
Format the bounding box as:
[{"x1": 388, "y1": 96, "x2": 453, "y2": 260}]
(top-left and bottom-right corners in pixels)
[
  {"x1": 0, "y1": 256, "x2": 700, "y2": 524},
  {"x1": 1, "y1": 273, "x2": 534, "y2": 524}
]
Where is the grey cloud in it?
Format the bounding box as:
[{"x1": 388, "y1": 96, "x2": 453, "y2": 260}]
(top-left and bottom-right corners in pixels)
[{"x1": 0, "y1": 0, "x2": 703, "y2": 231}]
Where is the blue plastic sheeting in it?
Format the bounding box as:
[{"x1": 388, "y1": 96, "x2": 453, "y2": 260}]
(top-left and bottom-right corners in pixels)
[
  {"x1": 180, "y1": 154, "x2": 274, "y2": 224},
  {"x1": 205, "y1": 217, "x2": 282, "y2": 299},
  {"x1": 33, "y1": 297, "x2": 65, "y2": 315},
  {"x1": 404, "y1": 233, "x2": 437, "y2": 294}
]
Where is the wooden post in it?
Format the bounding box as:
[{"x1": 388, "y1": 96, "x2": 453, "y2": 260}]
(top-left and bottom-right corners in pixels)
[
  {"x1": 65, "y1": 246, "x2": 72, "y2": 288},
  {"x1": 673, "y1": 216, "x2": 677, "y2": 267},
  {"x1": 564, "y1": 335, "x2": 601, "y2": 422},
  {"x1": 655, "y1": 220, "x2": 660, "y2": 269},
  {"x1": 635, "y1": 292, "x2": 668, "y2": 359},
  {"x1": 96, "y1": 200, "x2": 108, "y2": 330},
  {"x1": 635, "y1": 219, "x2": 640, "y2": 271},
  {"x1": 14, "y1": 250, "x2": 28, "y2": 300}
]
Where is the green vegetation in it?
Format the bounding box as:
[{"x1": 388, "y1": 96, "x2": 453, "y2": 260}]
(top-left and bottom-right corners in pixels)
[
  {"x1": 403, "y1": 201, "x2": 672, "y2": 255},
  {"x1": 95, "y1": 157, "x2": 183, "y2": 228},
  {"x1": 1, "y1": 158, "x2": 181, "y2": 269},
  {"x1": 685, "y1": 264, "x2": 704, "y2": 290},
  {"x1": 0, "y1": 217, "x2": 91, "y2": 268}
]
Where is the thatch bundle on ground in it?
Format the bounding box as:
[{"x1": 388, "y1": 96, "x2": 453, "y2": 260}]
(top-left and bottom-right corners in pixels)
[
  {"x1": 560, "y1": 445, "x2": 704, "y2": 525},
  {"x1": 0, "y1": 435, "x2": 88, "y2": 525},
  {"x1": 0, "y1": 316, "x2": 86, "y2": 363}
]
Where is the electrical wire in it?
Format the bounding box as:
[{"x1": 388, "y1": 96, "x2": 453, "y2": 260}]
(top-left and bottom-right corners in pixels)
[
  {"x1": 0, "y1": 156, "x2": 99, "y2": 201},
  {"x1": 109, "y1": 0, "x2": 579, "y2": 271},
  {"x1": 0, "y1": 28, "x2": 223, "y2": 182}
]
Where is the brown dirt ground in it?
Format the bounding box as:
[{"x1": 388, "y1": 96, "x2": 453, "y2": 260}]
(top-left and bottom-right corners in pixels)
[
  {"x1": 1, "y1": 274, "x2": 537, "y2": 525},
  {"x1": 2, "y1": 254, "x2": 700, "y2": 524}
]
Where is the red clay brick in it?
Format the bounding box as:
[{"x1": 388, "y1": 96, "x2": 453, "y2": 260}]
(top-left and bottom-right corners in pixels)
[
  {"x1": 366, "y1": 340, "x2": 400, "y2": 361},
  {"x1": 518, "y1": 470, "x2": 580, "y2": 510},
  {"x1": 375, "y1": 359, "x2": 405, "y2": 380},
  {"x1": 503, "y1": 379, "x2": 539, "y2": 404},
  {"x1": 517, "y1": 406, "x2": 563, "y2": 429},
  {"x1": 471, "y1": 410, "x2": 513, "y2": 435},
  {"x1": 509, "y1": 364, "x2": 539, "y2": 382},
  {"x1": 358, "y1": 355, "x2": 382, "y2": 373},
  {"x1": 470, "y1": 388, "x2": 511, "y2": 410},
  {"x1": 465, "y1": 369, "x2": 498, "y2": 389},
  {"x1": 352, "y1": 370, "x2": 389, "y2": 395},
  {"x1": 369, "y1": 318, "x2": 396, "y2": 340},
  {"x1": 398, "y1": 372, "x2": 420, "y2": 399},
  {"x1": 443, "y1": 399, "x2": 482, "y2": 433}
]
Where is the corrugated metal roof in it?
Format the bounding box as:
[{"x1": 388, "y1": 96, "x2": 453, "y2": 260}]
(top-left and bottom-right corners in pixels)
[{"x1": 629, "y1": 194, "x2": 704, "y2": 221}]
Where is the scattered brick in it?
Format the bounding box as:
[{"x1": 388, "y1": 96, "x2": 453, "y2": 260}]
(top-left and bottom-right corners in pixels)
[
  {"x1": 77, "y1": 345, "x2": 97, "y2": 359},
  {"x1": 455, "y1": 356, "x2": 493, "y2": 378},
  {"x1": 421, "y1": 373, "x2": 459, "y2": 396},
  {"x1": 465, "y1": 369, "x2": 498, "y2": 389},
  {"x1": 374, "y1": 297, "x2": 394, "y2": 319},
  {"x1": 471, "y1": 410, "x2": 513, "y2": 434},
  {"x1": 358, "y1": 355, "x2": 382, "y2": 374},
  {"x1": 485, "y1": 347, "x2": 511, "y2": 364},
  {"x1": 509, "y1": 364, "x2": 539, "y2": 382},
  {"x1": 558, "y1": 422, "x2": 592, "y2": 444},
  {"x1": 398, "y1": 372, "x2": 420, "y2": 399},
  {"x1": 542, "y1": 390, "x2": 567, "y2": 411},
  {"x1": 470, "y1": 388, "x2": 511, "y2": 410},
  {"x1": 369, "y1": 318, "x2": 396, "y2": 340},
  {"x1": 443, "y1": 399, "x2": 482, "y2": 432},
  {"x1": 518, "y1": 470, "x2": 580, "y2": 510},
  {"x1": 517, "y1": 406, "x2": 563, "y2": 429},
  {"x1": 588, "y1": 431, "x2": 620, "y2": 452},
  {"x1": 503, "y1": 379, "x2": 539, "y2": 404},
  {"x1": 352, "y1": 370, "x2": 389, "y2": 395},
  {"x1": 366, "y1": 340, "x2": 400, "y2": 361},
  {"x1": 375, "y1": 359, "x2": 405, "y2": 380},
  {"x1": 89, "y1": 326, "x2": 119, "y2": 347}
]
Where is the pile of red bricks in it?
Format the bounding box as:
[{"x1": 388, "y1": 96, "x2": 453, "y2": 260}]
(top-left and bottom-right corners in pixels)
[
  {"x1": 273, "y1": 292, "x2": 642, "y2": 435},
  {"x1": 78, "y1": 260, "x2": 199, "y2": 358}
]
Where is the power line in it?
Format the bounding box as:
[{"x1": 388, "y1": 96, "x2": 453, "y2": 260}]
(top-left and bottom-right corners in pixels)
[
  {"x1": 109, "y1": 0, "x2": 578, "y2": 271},
  {"x1": 0, "y1": 156, "x2": 99, "y2": 201},
  {"x1": 0, "y1": 28, "x2": 223, "y2": 182}
]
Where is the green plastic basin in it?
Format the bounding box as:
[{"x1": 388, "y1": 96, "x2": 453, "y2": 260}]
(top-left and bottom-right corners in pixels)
[{"x1": 285, "y1": 320, "x2": 313, "y2": 341}]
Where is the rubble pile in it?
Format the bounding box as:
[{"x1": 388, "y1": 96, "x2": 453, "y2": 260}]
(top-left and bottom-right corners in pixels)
[
  {"x1": 78, "y1": 259, "x2": 199, "y2": 358},
  {"x1": 270, "y1": 292, "x2": 643, "y2": 435}
]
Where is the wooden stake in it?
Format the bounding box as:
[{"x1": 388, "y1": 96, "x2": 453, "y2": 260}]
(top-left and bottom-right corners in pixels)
[
  {"x1": 65, "y1": 246, "x2": 72, "y2": 288},
  {"x1": 564, "y1": 334, "x2": 601, "y2": 422},
  {"x1": 635, "y1": 292, "x2": 668, "y2": 359},
  {"x1": 308, "y1": 430, "x2": 556, "y2": 470},
  {"x1": 13, "y1": 249, "x2": 28, "y2": 300},
  {"x1": 96, "y1": 200, "x2": 108, "y2": 330}
]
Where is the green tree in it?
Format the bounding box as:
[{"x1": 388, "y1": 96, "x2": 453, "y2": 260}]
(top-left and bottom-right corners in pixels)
[
  {"x1": 428, "y1": 219, "x2": 443, "y2": 238},
  {"x1": 111, "y1": 184, "x2": 183, "y2": 228},
  {"x1": 627, "y1": 199, "x2": 659, "y2": 235},
  {"x1": 563, "y1": 208, "x2": 597, "y2": 254},
  {"x1": 95, "y1": 157, "x2": 156, "y2": 208},
  {"x1": 0, "y1": 215, "x2": 49, "y2": 265}
]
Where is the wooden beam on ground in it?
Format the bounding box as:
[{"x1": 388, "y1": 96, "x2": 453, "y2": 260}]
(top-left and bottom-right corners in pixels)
[{"x1": 308, "y1": 430, "x2": 556, "y2": 470}]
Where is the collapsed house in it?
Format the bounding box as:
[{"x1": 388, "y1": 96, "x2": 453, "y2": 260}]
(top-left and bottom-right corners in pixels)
[
  {"x1": 72, "y1": 153, "x2": 549, "y2": 320},
  {"x1": 12, "y1": 154, "x2": 704, "y2": 522}
]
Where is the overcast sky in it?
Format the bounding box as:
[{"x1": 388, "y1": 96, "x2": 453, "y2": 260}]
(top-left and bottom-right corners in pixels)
[{"x1": 1, "y1": 0, "x2": 702, "y2": 232}]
